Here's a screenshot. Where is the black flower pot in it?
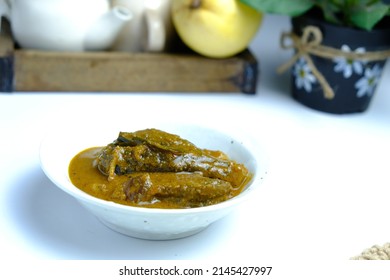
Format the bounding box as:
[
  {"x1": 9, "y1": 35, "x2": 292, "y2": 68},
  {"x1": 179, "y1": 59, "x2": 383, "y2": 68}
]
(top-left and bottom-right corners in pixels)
[{"x1": 290, "y1": 12, "x2": 390, "y2": 114}]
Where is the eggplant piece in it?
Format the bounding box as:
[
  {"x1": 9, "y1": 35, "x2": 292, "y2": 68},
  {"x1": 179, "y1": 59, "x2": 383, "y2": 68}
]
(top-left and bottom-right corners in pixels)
[
  {"x1": 116, "y1": 129, "x2": 198, "y2": 154},
  {"x1": 123, "y1": 172, "x2": 233, "y2": 208},
  {"x1": 96, "y1": 129, "x2": 249, "y2": 187},
  {"x1": 96, "y1": 143, "x2": 176, "y2": 179}
]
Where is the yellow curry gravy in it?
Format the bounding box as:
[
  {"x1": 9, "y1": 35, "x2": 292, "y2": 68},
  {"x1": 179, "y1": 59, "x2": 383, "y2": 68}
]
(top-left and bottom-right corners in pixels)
[{"x1": 69, "y1": 147, "x2": 252, "y2": 209}]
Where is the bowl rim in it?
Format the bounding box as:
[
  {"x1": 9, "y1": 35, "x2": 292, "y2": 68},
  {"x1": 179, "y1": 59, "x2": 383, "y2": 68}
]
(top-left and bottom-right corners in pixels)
[{"x1": 39, "y1": 123, "x2": 268, "y2": 214}]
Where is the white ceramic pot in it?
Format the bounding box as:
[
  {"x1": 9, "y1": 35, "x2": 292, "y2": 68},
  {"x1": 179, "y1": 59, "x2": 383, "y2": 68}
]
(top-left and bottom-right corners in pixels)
[{"x1": 0, "y1": 0, "x2": 132, "y2": 51}]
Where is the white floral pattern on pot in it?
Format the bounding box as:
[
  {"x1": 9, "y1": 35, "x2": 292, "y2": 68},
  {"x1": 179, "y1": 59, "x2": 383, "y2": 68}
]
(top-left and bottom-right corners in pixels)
[
  {"x1": 293, "y1": 57, "x2": 316, "y2": 92},
  {"x1": 333, "y1": 45, "x2": 366, "y2": 78},
  {"x1": 355, "y1": 64, "x2": 383, "y2": 98},
  {"x1": 293, "y1": 44, "x2": 383, "y2": 99}
]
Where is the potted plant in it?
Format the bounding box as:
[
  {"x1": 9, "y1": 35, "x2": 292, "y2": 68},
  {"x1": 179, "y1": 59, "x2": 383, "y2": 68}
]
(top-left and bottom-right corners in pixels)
[{"x1": 241, "y1": 0, "x2": 390, "y2": 114}]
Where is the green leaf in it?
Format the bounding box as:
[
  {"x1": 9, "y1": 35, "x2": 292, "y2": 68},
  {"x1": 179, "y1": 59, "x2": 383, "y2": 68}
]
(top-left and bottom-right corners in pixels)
[
  {"x1": 349, "y1": 2, "x2": 389, "y2": 30},
  {"x1": 313, "y1": 0, "x2": 343, "y2": 24},
  {"x1": 241, "y1": 0, "x2": 390, "y2": 30},
  {"x1": 240, "y1": 0, "x2": 315, "y2": 16}
]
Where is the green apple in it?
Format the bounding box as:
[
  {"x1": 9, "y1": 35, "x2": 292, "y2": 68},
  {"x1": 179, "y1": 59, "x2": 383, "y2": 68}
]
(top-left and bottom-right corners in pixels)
[{"x1": 171, "y1": 0, "x2": 263, "y2": 58}]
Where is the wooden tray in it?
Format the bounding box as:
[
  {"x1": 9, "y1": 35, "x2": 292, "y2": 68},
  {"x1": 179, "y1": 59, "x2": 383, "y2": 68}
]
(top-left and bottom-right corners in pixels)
[{"x1": 0, "y1": 19, "x2": 258, "y2": 94}]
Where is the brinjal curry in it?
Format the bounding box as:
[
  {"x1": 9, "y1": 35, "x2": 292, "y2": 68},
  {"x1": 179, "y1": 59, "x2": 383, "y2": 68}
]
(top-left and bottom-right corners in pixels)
[{"x1": 69, "y1": 129, "x2": 252, "y2": 209}]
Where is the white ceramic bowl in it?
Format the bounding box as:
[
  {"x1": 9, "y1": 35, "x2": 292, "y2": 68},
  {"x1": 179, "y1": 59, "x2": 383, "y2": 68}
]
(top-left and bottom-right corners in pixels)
[{"x1": 39, "y1": 122, "x2": 268, "y2": 240}]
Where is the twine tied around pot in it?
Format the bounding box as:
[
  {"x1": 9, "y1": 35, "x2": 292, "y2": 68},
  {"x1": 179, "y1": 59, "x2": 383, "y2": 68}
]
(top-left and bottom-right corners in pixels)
[{"x1": 277, "y1": 25, "x2": 390, "y2": 99}]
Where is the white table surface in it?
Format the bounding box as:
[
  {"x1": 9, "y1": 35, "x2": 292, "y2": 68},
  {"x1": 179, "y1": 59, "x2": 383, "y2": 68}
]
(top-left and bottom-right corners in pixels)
[{"x1": 1, "y1": 15, "x2": 389, "y2": 262}]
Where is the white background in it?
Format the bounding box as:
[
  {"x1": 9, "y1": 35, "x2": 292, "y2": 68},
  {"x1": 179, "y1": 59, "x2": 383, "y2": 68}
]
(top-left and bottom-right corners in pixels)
[{"x1": 1, "y1": 14, "x2": 389, "y2": 277}]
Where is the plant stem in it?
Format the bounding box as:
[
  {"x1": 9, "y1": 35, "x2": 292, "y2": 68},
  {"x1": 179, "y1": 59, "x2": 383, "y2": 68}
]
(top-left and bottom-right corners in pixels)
[{"x1": 190, "y1": 0, "x2": 202, "y2": 9}]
